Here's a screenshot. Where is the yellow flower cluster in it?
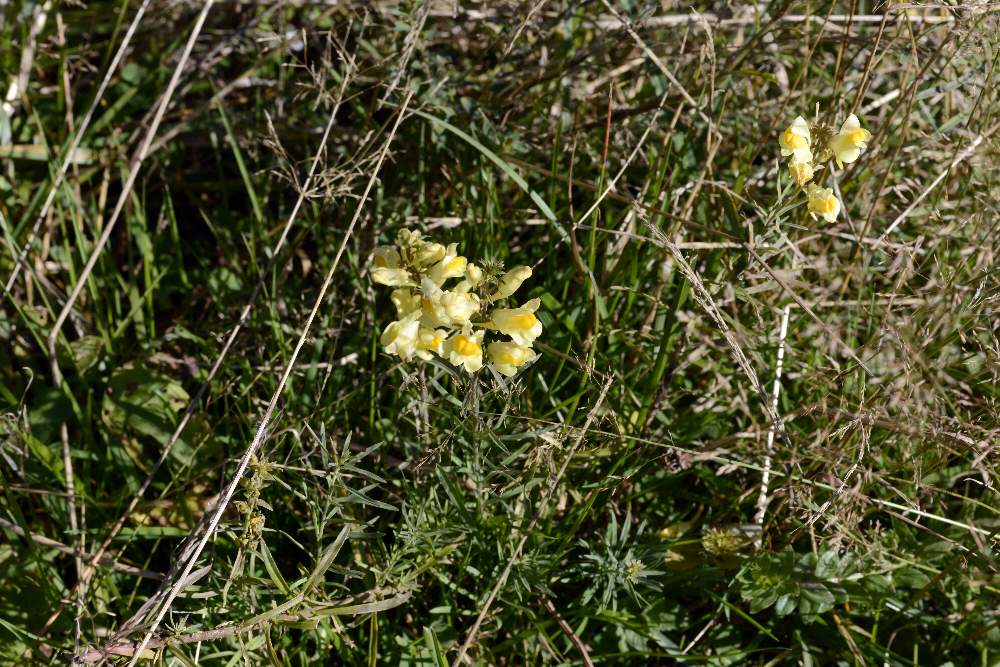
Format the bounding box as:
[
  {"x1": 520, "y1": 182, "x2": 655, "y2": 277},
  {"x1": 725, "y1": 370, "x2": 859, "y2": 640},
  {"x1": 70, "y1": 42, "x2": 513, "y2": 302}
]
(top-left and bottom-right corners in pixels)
[
  {"x1": 778, "y1": 113, "x2": 872, "y2": 223},
  {"x1": 372, "y1": 229, "x2": 542, "y2": 377}
]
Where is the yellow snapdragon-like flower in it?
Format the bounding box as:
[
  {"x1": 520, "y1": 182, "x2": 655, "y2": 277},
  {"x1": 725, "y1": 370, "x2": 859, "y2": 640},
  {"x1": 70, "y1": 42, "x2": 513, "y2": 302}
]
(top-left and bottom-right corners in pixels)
[
  {"x1": 440, "y1": 290, "x2": 480, "y2": 326},
  {"x1": 373, "y1": 230, "x2": 544, "y2": 376},
  {"x1": 828, "y1": 114, "x2": 871, "y2": 168},
  {"x1": 779, "y1": 116, "x2": 812, "y2": 163},
  {"x1": 372, "y1": 267, "x2": 416, "y2": 287},
  {"x1": 419, "y1": 279, "x2": 450, "y2": 328},
  {"x1": 491, "y1": 297, "x2": 543, "y2": 346},
  {"x1": 415, "y1": 327, "x2": 447, "y2": 360},
  {"x1": 491, "y1": 265, "x2": 532, "y2": 300},
  {"x1": 372, "y1": 243, "x2": 415, "y2": 286},
  {"x1": 380, "y1": 314, "x2": 420, "y2": 361},
  {"x1": 444, "y1": 329, "x2": 484, "y2": 372},
  {"x1": 391, "y1": 288, "x2": 421, "y2": 318},
  {"x1": 413, "y1": 242, "x2": 446, "y2": 267},
  {"x1": 428, "y1": 243, "x2": 468, "y2": 285},
  {"x1": 374, "y1": 245, "x2": 401, "y2": 268},
  {"x1": 788, "y1": 159, "x2": 814, "y2": 187},
  {"x1": 487, "y1": 341, "x2": 537, "y2": 376},
  {"x1": 806, "y1": 184, "x2": 840, "y2": 223},
  {"x1": 419, "y1": 278, "x2": 479, "y2": 328}
]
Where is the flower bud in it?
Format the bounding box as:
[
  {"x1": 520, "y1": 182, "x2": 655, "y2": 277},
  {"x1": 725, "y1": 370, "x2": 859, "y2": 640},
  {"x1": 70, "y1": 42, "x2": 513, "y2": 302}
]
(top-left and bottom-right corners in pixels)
[
  {"x1": 465, "y1": 263, "x2": 484, "y2": 287},
  {"x1": 491, "y1": 265, "x2": 532, "y2": 300},
  {"x1": 788, "y1": 160, "x2": 814, "y2": 187}
]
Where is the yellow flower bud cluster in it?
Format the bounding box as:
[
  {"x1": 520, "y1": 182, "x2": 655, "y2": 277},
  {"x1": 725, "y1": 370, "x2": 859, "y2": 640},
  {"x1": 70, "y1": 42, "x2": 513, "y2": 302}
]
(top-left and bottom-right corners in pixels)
[
  {"x1": 778, "y1": 113, "x2": 872, "y2": 223},
  {"x1": 372, "y1": 229, "x2": 542, "y2": 377}
]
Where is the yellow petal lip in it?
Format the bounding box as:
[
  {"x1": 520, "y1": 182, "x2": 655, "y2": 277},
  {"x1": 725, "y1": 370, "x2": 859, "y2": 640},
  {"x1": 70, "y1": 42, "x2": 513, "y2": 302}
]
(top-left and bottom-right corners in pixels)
[
  {"x1": 848, "y1": 128, "x2": 870, "y2": 145},
  {"x1": 419, "y1": 334, "x2": 443, "y2": 350},
  {"x1": 806, "y1": 185, "x2": 840, "y2": 222},
  {"x1": 507, "y1": 313, "x2": 537, "y2": 330},
  {"x1": 486, "y1": 341, "x2": 537, "y2": 376},
  {"x1": 444, "y1": 329, "x2": 486, "y2": 372},
  {"x1": 453, "y1": 335, "x2": 480, "y2": 356},
  {"x1": 490, "y1": 302, "x2": 543, "y2": 346},
  {"x1": 372, "y1": 267, "x2": 416, "y2": 287},
  {"x1": 829, "y1": 114, "x2": 870, "y2": 167},
  {"x1": 782, "y1": 128, "x2": 808, "y2": 149}
]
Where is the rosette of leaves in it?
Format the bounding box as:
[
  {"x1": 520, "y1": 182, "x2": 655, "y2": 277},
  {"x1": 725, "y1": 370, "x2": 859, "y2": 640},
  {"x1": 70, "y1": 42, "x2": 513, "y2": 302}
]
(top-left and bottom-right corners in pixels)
[
  {"x1": 737, "y1": 547, "x2": 882, "y2": 621},
  {"x1": 575, "y1": 512, "x2": 663, "y2": 612}
]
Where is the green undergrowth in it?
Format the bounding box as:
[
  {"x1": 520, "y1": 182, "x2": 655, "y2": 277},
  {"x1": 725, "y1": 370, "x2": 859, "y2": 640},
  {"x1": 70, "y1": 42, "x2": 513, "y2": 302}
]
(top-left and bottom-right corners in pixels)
[{"x1": 1, "y1": 1, "x2": 999, "y2": 665}]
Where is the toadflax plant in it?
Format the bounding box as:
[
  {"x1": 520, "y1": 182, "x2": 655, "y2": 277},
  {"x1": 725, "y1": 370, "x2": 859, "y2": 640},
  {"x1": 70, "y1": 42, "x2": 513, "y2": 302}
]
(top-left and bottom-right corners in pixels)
[
  {"x1": 778, "y1": 112, "x2": 872, "y2": 222},
  {"x1": 371, "y1": 229, "x2": 542, "y2": 377}
]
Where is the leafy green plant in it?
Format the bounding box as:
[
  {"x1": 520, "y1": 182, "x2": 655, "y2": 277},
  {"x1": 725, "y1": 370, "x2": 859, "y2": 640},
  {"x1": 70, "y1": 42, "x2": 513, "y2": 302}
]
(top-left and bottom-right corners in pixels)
[
  {"x1": 574, "y1": 512, "x2": 663, "y2": 612},
  {"x1": 1, "y1": 1, "x2": 998, "y2": 665},
  {"x1": 737, "y1": 547, "x2": 862, "y2": 620}
]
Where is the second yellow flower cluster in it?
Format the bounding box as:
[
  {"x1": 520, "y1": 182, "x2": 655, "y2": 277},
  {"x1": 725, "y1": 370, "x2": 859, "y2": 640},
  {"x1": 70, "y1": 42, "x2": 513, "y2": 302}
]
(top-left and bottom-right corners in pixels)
[
  {"x1": 372, "y1": 230, "x2": 543, "y2": 377},
  {"x1": 778, "y1": 113, "x2": 872, "y2": 223}
]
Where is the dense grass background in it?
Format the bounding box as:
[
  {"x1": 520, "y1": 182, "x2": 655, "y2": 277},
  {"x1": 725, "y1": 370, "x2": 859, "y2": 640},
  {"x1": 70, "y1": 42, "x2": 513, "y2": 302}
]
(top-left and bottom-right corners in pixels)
[{"x1": 1, "y1": 1, "x2": 999, "y2": 664}]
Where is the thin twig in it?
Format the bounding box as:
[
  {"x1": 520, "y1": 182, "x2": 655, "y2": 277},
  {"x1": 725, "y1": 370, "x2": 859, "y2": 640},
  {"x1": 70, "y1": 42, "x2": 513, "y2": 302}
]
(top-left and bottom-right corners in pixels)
[
  {"x1": 60, "y1": 421, "x2": 81, "y2": 650},
  {"x1": 598, "y1": 0, "x2": 709, "y2": 125},
  {"x1": 380, "y1": 0, "x2": 429, "y2": 105},
  {"x1": 567, "y1": 87, "x2": 673, "y2": 295},
  {"x1": 593, "y1": 11, "x2": 966, "y2": 30},
  {"x1": 802, "y1": 420, "x2": 871, "y2": 529},
  {"x1": 473, "y1": 414, "x2": 999, "y2": 542},
  {"x1": 1, "y1": 0, "x2": 51, "y2": 119},
  {"x1": 639, "y1": 214, "x2": 787, "y2": 437},
  {"x1": 503, "y1": 0, "x2": 549, "y2": 57},
  {"x1": 33, "y1": 4, "x2": 213, "y2": 649},
  {"x1": 742, "y1": 243, "x2": 873, "y2": 374},
  {"x1": 76, "y1": 592, "x2": 411, "y2": 662},
  {"x1": 681, "y1": 612, "x2": 720, "y2": 655},
  {"x1": 753, "y1": 296, "x2": 793, "y2": 546},
  {"x1": 46, "y1": 0, "x2": 215, "y2": 386},
  {"x1": 540, "y1": 595, "x2": 595, "y2": 667},
  {"x1": 44, "y1": 0, "x2": 214, "y2": 651}
]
